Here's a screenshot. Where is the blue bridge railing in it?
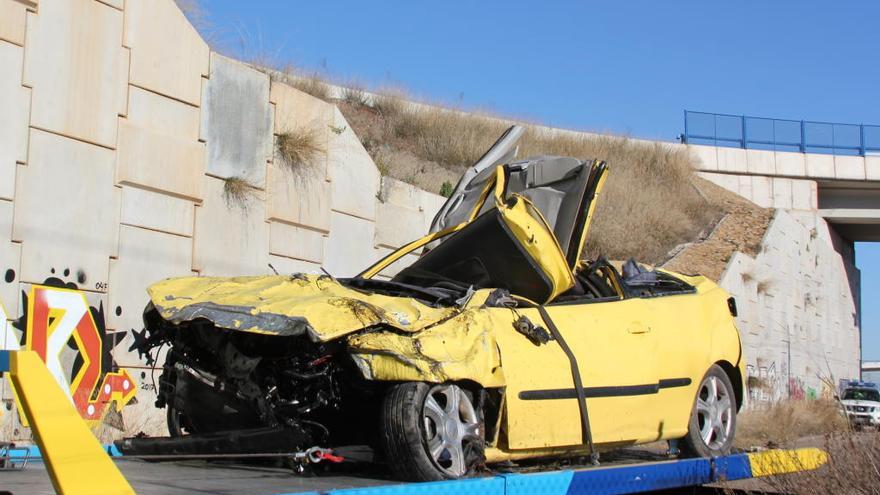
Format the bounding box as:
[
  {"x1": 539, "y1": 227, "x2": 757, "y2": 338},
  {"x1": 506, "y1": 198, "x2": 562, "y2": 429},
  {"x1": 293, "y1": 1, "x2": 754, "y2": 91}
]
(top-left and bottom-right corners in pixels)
[{"x1": 682, "y1": 110, "x2": 880, "y2": 156}]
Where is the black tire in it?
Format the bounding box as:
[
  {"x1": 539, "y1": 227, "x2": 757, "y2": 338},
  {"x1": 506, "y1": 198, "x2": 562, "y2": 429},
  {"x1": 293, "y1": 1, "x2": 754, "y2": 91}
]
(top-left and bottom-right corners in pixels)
[
  {"x1": 166, "y1": 404, "x2": 196, "y2": 437},
  {"x1": 680, "y1": 365, "x2": 737, "y2": 458},
  {"x1": 380, "y1": 382, "x2": 484, "y2": 481}
]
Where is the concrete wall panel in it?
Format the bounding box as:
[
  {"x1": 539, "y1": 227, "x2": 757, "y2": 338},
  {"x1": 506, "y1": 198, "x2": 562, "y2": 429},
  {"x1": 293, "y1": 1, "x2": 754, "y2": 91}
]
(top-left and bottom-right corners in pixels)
[
  {"x1": 13, "y1": 129, "x2": 119, "y2": 289},
  {"x1": 268, "y1": 221, "x2": 325, "y2": 264},
  {"x1": 117, "y1": 122, "x2": 205, "y2": 200},
  {"x1": 328, "y1": 108, "x2": 379, "y2": 220},
  {"x1": 127, "y1": 85, "x2": 201, "y2": 138},
  {"x1": 771, "y1": 178, "x2": 793, "y2": 209},
  {"x1": 688, "y1": 144, "x2": 718, "y2": 171},
  {"x1": 737, "y1": 175, "x2": 752, "y2": 202},
  {"x1": 0, "y1": 199, "x2": 11, "y2": 243},
  {"x1": 774, "y1": 151, "x2": 806, "y2": 177},
  {"x1": 420, "y1": 193, "x2": 446, "y2": 232},
  {"x1": 202, "y1": 53, "x2": 272, "y2": 188},
  {"x1": 716, "y1": 147, "x2": 748, "y2": 173},
  {"x1": 0, "y1": 0, "x2": 29, "y2": 45},
  {"x1": 267, "y1": 162, "x2": 331, "y2": 232},
  {"x1": 805, "y1": 153, "x2": 834, "y2": 178},
  {"x1": 376, "y1": 200, "x2": 424, "y2": 249},
  {"x1": 0, "y1": 200, "x2": 20, "y2": 318},
  {"x1": 791, "y1": 179, "x2": 817, "y2": 211},
  {"x1": 120, "y1": 186, "x2": 195, "y2": 237},
  {"x1": 746, "y1": 149, "x2": 775, "y2": 175},
  {"x1": 192, "y1": 176, "x2": 269, "y2": 276},
  {"x1": 0, "y1": 40, "x2": 28, "y2": 200},
  {"x1": 834, "y1": 155, "x2": 866, "y2": 180},
  {"x1": 271, "y1": 82, "x2": 332, "y2": 180},
  {"x1": 0, "y1": 242, "x2": 20, "y2": 320},
  {"x1": 324, "y1": 212, "x2": 378, "y2": 277},
  {"x1": 696, "y1": 172, "x2": 739, "y2": 198},
  {"x1": 749, "y1": 176, "x2": 772, "y2": 208},
  {"x1": 108, "y1": 225, "x2": 192, "y2": 365},
  {"x1": 116, "y1": 86, "x2": 205, "y2": 200},
  {"x1": 24, "y1": 0, "x2": 126, "y2": 148},
  {"x1": 375, "y1": 177, "x2": 432, "y2": 249},
  {"x1": 124, "y1": 0, "x2": 208, "y2": 105},
  {"x1": 268, "y1": 254, "x2": 322, "y2": 276},
  {"x1": 866, "y1": 156, "x2": 880, "y2": 181}
]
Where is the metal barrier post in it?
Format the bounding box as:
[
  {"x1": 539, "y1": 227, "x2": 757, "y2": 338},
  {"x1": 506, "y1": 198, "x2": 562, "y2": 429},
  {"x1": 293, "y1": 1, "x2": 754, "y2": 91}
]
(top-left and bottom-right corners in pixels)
[
  {"x1": 860, "y1": 124, "x2": 866, "y2": 156},
  {"x1": 800, "y1": 120, "x2": 806, "y2": 153},
  {"x1": 683, "y1": 110, "x2": 689, "y2": 144}
]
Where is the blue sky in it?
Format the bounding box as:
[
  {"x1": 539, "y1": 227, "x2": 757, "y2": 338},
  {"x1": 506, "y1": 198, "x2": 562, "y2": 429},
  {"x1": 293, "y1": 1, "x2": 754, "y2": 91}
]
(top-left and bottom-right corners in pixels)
[{"x1": 197, "y1": 1, "x2": 880, "y2": 358}]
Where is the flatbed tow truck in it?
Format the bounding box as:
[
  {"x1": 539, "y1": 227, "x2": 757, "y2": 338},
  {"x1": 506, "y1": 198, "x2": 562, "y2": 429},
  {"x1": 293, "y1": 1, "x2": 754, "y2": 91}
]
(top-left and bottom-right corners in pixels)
[{"x1": 0, "y1": 350, "x2": 826, "y2": 495}]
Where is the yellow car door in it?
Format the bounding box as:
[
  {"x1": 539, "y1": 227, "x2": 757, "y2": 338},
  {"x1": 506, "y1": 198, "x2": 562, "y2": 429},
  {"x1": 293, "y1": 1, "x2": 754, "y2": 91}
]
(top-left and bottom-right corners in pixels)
[
  {"x1": 543, "y1": 297, "x2": 661, "y2": 444},
  {"x1": 497, "y1": 293, "x2": 661, "y2": 450},
  {"x1": 635, "y1": 293, "x2": 701, "y2": 440}
]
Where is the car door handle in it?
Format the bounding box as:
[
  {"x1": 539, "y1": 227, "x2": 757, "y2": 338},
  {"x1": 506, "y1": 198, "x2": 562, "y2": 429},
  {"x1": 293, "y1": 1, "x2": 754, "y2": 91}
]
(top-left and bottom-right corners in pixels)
[{"x1": 627, "y1": 323, "x2": 651, "y2": 334}]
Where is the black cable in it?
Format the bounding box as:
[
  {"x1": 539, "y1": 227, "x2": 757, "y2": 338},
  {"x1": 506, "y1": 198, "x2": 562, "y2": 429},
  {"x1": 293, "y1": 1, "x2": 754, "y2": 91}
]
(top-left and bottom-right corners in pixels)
[{"x1": 535, "y1": 305, "x2": 595, "y2": 455}]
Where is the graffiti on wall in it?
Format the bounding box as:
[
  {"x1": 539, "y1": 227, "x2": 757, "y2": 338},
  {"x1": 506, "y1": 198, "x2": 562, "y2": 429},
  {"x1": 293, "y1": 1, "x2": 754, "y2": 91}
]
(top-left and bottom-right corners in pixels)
[
  {"x1": 0, "y1": 278, "x2": 137, "y2": 426},
  {"x1": 748, "y1": 359, "x2": 832, "y2": 403},
  {"x1": 746, "y1": 361, "x2": 780, "y2": 402}
]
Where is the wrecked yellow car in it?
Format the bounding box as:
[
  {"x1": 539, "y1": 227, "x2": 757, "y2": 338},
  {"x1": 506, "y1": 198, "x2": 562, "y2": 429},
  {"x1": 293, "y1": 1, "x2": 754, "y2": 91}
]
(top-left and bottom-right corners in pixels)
[{"x1": 120, "y1": 126, "x2": 746, "y2": 481}]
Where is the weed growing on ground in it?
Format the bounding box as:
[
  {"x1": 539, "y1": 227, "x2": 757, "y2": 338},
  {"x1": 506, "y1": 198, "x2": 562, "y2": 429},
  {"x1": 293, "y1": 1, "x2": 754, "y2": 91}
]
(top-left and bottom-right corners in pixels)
[
  {"x1": 439, "y1": 181, "x2": 454, "y2": 198},
  {"x1": 735, "y1": 399, "x2": 848, "y2": 449},
  {"x1": 342, "y1": 84, "x2": 369, "y2": 107}
]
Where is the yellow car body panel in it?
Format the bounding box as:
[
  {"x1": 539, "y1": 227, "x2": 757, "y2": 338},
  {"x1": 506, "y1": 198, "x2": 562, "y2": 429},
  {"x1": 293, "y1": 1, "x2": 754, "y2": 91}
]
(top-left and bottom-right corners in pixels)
[
  {"x1": 147, "y1": 274, "x2": 460, "y2": 341},
  {"x1": 491, "y1": 165, "x2": 576, "y2": 301},
  {"x1": 346, "y1": 297, "x2": 507, "y2": 389},
  {"x1": 362, "y1": 165, "x2": 576, "y2": 303}
]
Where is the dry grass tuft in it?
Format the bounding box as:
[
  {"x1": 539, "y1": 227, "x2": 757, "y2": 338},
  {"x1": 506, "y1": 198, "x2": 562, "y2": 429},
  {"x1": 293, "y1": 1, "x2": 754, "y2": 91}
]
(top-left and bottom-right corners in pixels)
[
  {"x1": 276, "y1": 127, "x2": 323, "y2": 173},
  {"x1": 392, "y1": 107, "x2": 508, "y2": 169},
  {"x1": 371, "y1": 92, "x2": 408, "y2": 118},
  {"x1": 222, "y1": 176, "x2": 257, "y2": 209},
  {"x1": 289, "y1": 73, "x2": 332, "y2": 101},
  {"x1": 735, "y1": 399, "x2": 848, "y2": 449},
  {"x1": 341, "y1": 84, "x2": 369, "y2": 107}
]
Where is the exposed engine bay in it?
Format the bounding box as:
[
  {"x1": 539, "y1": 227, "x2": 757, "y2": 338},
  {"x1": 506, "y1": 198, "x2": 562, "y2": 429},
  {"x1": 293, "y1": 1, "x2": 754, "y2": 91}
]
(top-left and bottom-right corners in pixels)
[{"x1": 127, "y1": 302, "x2": 388, "y2": 456}]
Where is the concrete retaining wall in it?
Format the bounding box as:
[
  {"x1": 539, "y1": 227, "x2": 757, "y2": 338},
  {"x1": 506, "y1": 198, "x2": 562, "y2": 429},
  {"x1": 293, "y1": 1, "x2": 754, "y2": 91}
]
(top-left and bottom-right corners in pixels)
[
  {"x1": 720, "y1": 209, "x2": 860, "y2": 403},
  {"x1": 0, "y1": 0, "x2": 442, "y2": 439}
]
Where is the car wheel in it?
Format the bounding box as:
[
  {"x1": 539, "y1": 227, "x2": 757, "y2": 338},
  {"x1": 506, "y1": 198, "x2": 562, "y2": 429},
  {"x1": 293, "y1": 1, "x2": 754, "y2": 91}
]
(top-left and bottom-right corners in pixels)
[
  {"x1": 381, "y1": 382, "x2": 484, "y2": 481},
  {"x1": 167, "y1": 404, "x2": 195, "y2": 437},
  {"x1": 680, "y1": 365, "x2": 737, "y2": 457}
]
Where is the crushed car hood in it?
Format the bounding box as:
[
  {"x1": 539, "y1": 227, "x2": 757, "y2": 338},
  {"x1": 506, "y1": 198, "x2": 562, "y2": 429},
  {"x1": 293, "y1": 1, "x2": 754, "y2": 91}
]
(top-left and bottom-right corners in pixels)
[{"x1": 147, "y1": 274, "x2": 460, "y2": 342}]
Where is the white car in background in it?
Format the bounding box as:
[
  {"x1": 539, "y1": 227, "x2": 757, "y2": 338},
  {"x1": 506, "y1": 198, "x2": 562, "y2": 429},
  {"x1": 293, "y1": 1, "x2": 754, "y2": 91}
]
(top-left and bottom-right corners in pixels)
[{"x1": 840, "y1": 382, "x2": 880, "y2": 429}]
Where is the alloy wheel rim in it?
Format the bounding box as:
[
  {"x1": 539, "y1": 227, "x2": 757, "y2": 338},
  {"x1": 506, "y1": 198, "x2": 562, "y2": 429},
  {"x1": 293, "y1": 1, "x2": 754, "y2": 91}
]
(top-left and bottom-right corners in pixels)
[
  {"x1": 695, "y1": 375, "x2": 732, "y2": 450},
  {"x1": 421, "y1": 384, "x2": 480, "y2": 477}
]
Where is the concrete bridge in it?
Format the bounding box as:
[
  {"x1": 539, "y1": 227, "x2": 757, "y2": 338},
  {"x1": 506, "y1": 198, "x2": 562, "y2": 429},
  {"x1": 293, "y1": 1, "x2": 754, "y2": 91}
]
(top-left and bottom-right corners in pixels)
[{"x1": 689, "y1": 144, "x2": 880, "y2": 242}]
